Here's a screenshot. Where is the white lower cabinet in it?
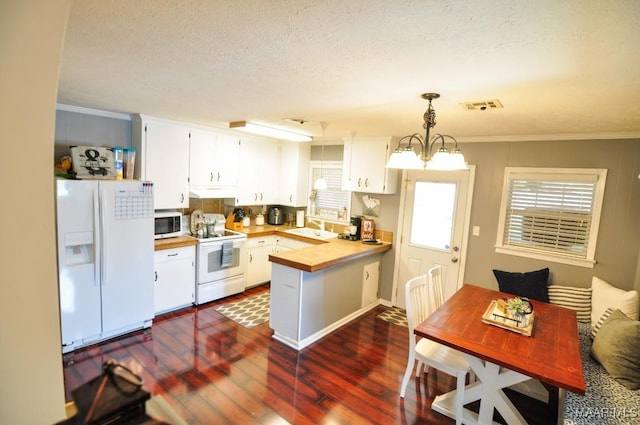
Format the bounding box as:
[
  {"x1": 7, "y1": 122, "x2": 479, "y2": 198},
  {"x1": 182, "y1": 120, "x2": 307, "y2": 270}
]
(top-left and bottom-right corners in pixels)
[
  {"x1": 361, "y1": 261, "x2": 379, "y2": 307},
  {"x1": 154, "y1": 246, "x2": 195, "y2": 314},
  {"x1": 270, "y1": 264, "x2": 301, "y2": 341},
  {"x1": 246, "y1": 236, "x2": 276, "y2": 288}
]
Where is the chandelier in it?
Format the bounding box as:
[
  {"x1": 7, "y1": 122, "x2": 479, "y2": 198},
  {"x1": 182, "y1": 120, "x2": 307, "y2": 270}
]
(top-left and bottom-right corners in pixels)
[{"x1": 386, "y1": 93, "x2": 468, "y2": 170}]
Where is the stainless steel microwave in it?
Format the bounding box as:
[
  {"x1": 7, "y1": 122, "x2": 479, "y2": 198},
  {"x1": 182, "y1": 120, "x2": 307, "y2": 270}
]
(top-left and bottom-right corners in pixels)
[{"x1": 154, "y1": 211, "x2": 182, "y2": 239}]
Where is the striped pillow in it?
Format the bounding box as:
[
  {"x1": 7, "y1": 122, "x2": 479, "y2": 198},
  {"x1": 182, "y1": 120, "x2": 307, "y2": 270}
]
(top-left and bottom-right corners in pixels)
[
  {"x1": 548, "y1": 285, "x2": 592, "y2": 323},
  {"x1": 591, "y1": 306, "x2": 615, "y2": 339}
]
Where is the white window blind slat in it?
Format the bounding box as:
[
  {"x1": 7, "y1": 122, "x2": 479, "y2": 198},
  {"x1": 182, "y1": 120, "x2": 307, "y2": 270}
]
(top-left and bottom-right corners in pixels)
[
  {"x1": 496, "y1": 168, "x2": 607, "y2": 266},
  {"x1": 310, "y1": 164, "x2": 350, "y2": 217}
]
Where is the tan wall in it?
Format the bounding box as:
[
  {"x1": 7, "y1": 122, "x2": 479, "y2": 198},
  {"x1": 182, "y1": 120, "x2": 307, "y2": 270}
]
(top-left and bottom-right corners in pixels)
[
  {"x1": 0, "y1": 1, "x2": 70, "y2": 423},
  {"x1": 460, "y1": 139, "x2": 640, "y2": 292}
]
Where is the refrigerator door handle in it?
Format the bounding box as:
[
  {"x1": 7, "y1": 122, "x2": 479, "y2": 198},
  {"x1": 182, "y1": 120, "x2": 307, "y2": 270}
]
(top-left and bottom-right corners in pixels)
[
  {"x1": 100, "y1": 188, "x2": 108, "y2": 285},
  {"x1": 93, "y1": 187, "x2": 101, "y2": 286}
]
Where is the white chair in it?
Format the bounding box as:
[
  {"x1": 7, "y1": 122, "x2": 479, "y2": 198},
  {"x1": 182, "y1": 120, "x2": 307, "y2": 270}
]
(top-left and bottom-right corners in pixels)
[{"x1": 400, "y1": 265, "x2": 470, "y2": 425}]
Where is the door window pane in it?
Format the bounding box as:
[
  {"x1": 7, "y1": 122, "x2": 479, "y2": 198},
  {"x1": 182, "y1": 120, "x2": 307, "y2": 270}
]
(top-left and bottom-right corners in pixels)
[{"x1": 410, "y1": 181, "x2": 456, "y2": 250}]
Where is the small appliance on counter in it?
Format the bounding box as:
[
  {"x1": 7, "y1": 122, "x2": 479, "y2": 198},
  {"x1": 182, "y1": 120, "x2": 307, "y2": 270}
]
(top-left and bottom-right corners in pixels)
[
  {"x1": 296, "y1": 210, "x2": 305, "y2": 228},
  {"x1": 339, "y1": 216, "x2": 363, "y2": 241},
  {"x1": 268, "y1": 207, "x2": 285, "y2": 225}
]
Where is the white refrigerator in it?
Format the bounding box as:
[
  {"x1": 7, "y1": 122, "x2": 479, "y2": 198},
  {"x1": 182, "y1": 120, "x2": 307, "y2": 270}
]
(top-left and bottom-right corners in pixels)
[{"x1": 56, "y1": 179, "x2": 155, "y2": 353}]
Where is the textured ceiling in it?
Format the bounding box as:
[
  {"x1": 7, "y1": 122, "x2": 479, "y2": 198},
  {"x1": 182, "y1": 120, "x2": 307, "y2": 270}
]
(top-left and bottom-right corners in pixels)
[{"x1": 57, "y1": 0, "x2": 640, "y2": 143}]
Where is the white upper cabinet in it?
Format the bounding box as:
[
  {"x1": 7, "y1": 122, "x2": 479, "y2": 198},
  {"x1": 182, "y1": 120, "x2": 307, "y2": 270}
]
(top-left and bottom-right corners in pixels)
[
  {"x1": 132, "y1": 115, "x2": 190, "y2": 209},
  {"x1": 279, "y1": 142, "x2": 310, "y2": 207},
  {"x1": 235, "y1": 138, "x2": 280, "y2": 206},
  {"x1": 188, "y1": 127, "x2": 216, "y2": 186},
  {"x1": 189, "y1": 128, "x2": 240, "y2": 187},
  {"x1": 342, "y1": 136, "x2": 398, "y2": 194},
  {"x1": 215, "y1": 133, "x2": 241, "y2": 187}
]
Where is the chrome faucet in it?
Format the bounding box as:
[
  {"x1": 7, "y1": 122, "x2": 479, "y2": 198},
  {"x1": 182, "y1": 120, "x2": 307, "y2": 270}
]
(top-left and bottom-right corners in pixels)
[{"x1": 306, "y1": 218, "x2": 325, "y2": 231}]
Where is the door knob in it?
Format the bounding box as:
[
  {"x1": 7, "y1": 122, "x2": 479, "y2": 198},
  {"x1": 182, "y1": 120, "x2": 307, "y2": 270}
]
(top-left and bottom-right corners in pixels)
[{"x1": 451, "y1": 257, "x2": 459, "y2": 263}]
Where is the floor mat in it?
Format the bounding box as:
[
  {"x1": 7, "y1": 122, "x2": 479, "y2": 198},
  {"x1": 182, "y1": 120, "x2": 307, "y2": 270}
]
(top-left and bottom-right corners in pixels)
[
  {"x1": 376, "y1": 307, "x2": 408, "y2": 328},
  {"x1": 215, "y1": 291, "x2": 270, "y2": 328}
]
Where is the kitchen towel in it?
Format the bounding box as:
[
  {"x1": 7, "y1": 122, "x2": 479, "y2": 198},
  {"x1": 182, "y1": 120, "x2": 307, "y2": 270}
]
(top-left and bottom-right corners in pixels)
[{"x1": 221, "y1": 241, "x2": 234, "y2": 267}]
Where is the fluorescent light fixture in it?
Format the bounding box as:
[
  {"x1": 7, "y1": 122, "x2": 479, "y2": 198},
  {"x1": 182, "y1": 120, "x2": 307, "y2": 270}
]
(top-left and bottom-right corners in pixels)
[{"x1": 229, "y1": 121, "x2": 312, "y2": 142}]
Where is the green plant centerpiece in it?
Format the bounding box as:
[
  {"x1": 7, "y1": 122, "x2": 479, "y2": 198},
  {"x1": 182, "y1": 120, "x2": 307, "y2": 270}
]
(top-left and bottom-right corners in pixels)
[{"x1": 506, "y1": 297, "x2": 532, "y2": 327}]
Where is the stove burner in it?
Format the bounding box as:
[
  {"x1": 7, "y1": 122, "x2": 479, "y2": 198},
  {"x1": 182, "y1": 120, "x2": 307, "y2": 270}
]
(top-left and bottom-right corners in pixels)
[{"x1": 194, "y1": 228, "x2": 247, "y2": 243}]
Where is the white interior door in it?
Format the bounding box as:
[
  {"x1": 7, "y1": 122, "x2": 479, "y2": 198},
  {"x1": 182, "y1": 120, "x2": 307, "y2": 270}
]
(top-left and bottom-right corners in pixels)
[{"x1": 394, "y1": 168, "x2": 474, "y2": 309}]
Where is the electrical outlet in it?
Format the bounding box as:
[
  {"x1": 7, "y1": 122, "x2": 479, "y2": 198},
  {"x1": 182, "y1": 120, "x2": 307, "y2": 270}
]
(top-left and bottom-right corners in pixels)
[{"x1": 472, "y1": 226, "x2": 480, "y2": 236}]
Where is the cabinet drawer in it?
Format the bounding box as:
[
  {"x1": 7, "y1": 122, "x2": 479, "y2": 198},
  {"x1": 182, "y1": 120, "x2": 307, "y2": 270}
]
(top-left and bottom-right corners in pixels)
[
  {"x1": 247, "y1": 236, "x2": 275, "y2": 249},
  {"x1": 154, "y1": 246, "x2": 195, "y2": 263}
]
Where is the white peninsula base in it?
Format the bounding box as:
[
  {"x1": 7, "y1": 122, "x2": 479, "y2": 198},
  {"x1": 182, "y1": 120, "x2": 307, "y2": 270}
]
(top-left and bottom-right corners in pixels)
[{"x1": 270, "y1": 254, "x2": 383, "y2": 350}]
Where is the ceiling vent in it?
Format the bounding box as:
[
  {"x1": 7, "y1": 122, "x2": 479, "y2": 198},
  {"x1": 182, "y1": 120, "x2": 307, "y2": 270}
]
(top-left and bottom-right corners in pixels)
[{"x1": 461, "y1": 99, "x2": 503, "y2": 111}]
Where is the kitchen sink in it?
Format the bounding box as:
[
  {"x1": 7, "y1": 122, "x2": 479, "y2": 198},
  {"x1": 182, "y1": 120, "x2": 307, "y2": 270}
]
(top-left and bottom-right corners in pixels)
[{"x1": 284, "y1": 227, "x2": 339, "y2": 240}]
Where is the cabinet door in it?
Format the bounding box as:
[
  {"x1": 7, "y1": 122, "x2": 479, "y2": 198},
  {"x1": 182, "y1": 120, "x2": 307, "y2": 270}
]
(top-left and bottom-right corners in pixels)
[
  {"x1": 237, "y1": 139, "x2": 280, "y2": 205},
  {"x1": 246, "y1": 236, "x2": 275, "y2": 288},
  {"x1": 270, "y1": 264, "x2": 301, "y2": 340},
  {"x1": 343, "y1": 137, "x2": 398, "y2": 194},
  {"x1": 141, "y1": 119, "x2": 190, "y2": 209},
  {"x1": 154, "y1": 247, "x2": 195, "y2": 314},
  {"x1": 215, "y1": 133, "x2": 240, "y2": 187},
  {"x1": 189, "y1": 128, "x2": 216, "y2": 186},
  {"x1": 279, "y1": 142, "x2": 310, "y2": 206},
  {"x1": 361, "y1": 261, "x2": 379, "y2": 307}
]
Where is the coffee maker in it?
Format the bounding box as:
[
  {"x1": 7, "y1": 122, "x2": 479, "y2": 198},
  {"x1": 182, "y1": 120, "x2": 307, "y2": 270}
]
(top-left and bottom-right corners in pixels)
[{"x1": 339, "y1": 216, "x2": 362, "y2": 241}]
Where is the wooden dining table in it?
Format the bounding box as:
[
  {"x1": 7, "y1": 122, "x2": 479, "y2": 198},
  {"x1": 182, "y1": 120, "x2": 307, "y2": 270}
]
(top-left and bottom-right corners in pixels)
[{"x1": 414, "y1": 284, "x2": 586, "y2": 425}]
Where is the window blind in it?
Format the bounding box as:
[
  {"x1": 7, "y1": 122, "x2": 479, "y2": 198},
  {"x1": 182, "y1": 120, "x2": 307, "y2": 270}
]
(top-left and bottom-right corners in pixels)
[
  {"x1": 504, "y1": 178, "x2": 596, "y2": 258},
  {"x1": 312, "y1": 166, "x2": 350, "y2": 214}
]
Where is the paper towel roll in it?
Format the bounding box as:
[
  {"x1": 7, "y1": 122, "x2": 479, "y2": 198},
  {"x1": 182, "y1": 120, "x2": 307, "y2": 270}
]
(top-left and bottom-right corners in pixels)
[{"x1": 296, "y1": 210, "x2": 305, "y2": 228}]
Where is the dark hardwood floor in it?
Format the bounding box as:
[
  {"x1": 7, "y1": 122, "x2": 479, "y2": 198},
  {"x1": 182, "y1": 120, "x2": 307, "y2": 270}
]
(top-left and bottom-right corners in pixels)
[{"x1": 62, "y1": 285, "x2": 558, "y2": 424}]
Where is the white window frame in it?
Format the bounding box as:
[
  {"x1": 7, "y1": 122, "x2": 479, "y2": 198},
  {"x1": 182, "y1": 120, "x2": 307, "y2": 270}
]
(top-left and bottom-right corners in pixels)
[
  {"x1": 495, "y1": 167, "x2": 607, "y2": 268},
  {"x1": 308, "y1": 160, "x2": 351, "y2": 224}
]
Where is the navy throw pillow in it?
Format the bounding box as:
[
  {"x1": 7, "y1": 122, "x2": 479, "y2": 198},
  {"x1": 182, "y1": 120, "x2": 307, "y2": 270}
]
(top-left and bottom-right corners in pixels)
[{"x1": 492, "y1": 268, "x2": 550, "y2": 302}]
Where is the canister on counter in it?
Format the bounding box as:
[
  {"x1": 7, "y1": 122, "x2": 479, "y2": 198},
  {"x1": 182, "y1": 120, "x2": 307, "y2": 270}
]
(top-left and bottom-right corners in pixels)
[{"x1": 296, "y1": 210, "x2": 305, "y2": 228}]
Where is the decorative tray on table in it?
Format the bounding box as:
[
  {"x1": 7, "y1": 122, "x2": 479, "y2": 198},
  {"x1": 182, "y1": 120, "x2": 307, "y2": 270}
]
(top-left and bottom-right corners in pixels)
[{"x1": 481, "y1": 299, "x2": 536, "y2": 336}]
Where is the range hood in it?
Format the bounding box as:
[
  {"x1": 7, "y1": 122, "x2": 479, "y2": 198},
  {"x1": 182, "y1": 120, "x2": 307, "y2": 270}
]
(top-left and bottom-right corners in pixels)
[{"x1": 189, "y1": 186, "x2": 237, "y2": 199}]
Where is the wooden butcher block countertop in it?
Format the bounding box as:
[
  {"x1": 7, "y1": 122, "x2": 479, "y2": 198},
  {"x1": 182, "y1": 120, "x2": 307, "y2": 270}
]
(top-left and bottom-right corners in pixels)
[
  {"x1": 154, "y1": 235, "x2": 198, "y2": 251},
  {"x1": 153, "y1": 225, "x2": 392, "y2": 271},
  {"x1": 239, "y1": 224, "x2": 392, "y2": 272},
  {"x1": 268, "y1": 237, "x2": 392, "y2": 273}
]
